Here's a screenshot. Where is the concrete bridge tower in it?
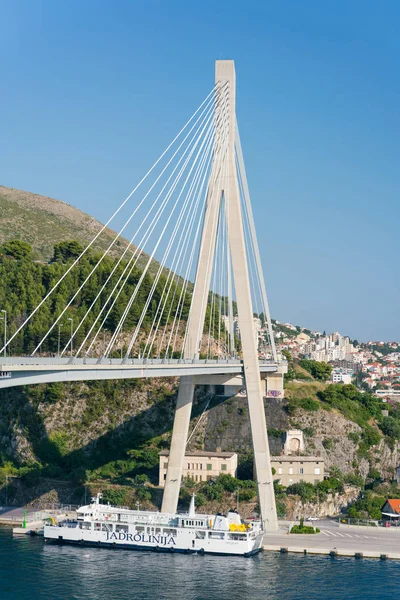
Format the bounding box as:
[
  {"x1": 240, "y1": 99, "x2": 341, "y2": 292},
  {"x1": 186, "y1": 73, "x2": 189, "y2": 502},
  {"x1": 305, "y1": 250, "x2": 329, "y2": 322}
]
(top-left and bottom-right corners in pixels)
[{"x1": 161, "y1": 61, "x2": 278, "y2": 532}]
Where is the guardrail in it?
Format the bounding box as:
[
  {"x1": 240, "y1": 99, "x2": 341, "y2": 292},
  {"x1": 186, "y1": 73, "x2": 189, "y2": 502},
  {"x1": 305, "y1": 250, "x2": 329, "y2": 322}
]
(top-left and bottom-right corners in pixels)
[{"x1": 338, "y1": 517, "x2": 400, "y2": 528}]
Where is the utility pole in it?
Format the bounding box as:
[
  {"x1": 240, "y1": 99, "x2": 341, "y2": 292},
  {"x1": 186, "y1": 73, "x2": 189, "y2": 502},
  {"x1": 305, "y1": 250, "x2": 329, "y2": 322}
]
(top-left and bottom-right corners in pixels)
[
  {"x1": 58, "y1": 323, "x2": 63, "y2": 357},
  {"x1": 103, "y1": 329, "x2": 108, "y2": 354},
  {"x1": 1, "y1": 310, "x2": 7, "y2": 358},
  {"x1": 67, "y1": 317, "x2": 74, "y2": 357}
]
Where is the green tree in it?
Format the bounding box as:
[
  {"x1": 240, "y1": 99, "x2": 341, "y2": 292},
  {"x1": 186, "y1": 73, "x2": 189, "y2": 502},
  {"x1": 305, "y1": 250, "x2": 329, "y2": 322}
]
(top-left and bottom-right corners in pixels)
[
  {"x1": 53, "y1": 240, "x2": 85, "y2": 262},
  {"x1": 1, "y1": 240, "x2": 32, "y2": 260},
  {"x1": 299, "y1": 359, "x2": 332, "y2": 381}
]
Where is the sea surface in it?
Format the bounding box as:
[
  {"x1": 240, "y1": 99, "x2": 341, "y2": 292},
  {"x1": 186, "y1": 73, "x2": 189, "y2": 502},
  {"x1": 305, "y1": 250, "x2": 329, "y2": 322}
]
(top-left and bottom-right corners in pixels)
[{"x1": 0, "y1": 527, "x2": 399, "y2": 600}]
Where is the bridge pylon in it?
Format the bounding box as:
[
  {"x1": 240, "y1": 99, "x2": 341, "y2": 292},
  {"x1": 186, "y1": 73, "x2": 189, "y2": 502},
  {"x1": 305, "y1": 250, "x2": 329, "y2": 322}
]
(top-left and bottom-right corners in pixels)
[{"x1": 161, "y1": 60, "x2": 278, "y2": 532}]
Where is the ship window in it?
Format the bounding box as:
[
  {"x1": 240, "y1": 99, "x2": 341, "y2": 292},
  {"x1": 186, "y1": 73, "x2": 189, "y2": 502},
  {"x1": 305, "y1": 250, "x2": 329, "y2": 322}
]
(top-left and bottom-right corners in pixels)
[
  {"x1": 228, "y1": 533, "x2": 246, "y2": 541},
  {"x1": 163, "y1": 528, "x2": 177, "y2": 536},
  {"x1": 209, "y1": 532, "x2": 224, "y2": 540},
  {"x1": 94, "y1": 523, "x2": 101, "y2": 531},
  {"x1": 155, "y1": 528, "x2": 161, "y2": 534},
  {"x1": 195, "y1": 531, "x2": 206, "y2": 539},
  {"x1": 136, "y1": 526, "x2": 145, "y2": 533},
  {"x1": 101, "y1": 523, "x2": 111, "y2": 532},
  {"x1": 79, "y1": 522, "x2": 91, "y2": 530},
  {"x1": 116, "y1": 525, "x2": 128, "y2": 533}
]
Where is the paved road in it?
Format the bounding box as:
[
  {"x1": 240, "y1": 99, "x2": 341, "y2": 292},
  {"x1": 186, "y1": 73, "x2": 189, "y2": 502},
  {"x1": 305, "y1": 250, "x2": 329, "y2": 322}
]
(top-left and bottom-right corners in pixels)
[{"x1": 264, "y1": 520, "x2": 400, "y2": 556}]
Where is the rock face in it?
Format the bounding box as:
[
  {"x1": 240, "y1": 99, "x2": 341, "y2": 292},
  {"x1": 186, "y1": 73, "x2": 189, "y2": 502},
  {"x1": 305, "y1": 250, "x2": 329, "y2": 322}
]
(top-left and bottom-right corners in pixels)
[
  {"x1": 202, "y1": 394, "x2": 289, "y2": 454},
  {"x1": 291, "y1": 406, "x2": 399, "y2": 479},
  {"x1": 287, "y1": 487, "x2": 360, "y2": 520}
]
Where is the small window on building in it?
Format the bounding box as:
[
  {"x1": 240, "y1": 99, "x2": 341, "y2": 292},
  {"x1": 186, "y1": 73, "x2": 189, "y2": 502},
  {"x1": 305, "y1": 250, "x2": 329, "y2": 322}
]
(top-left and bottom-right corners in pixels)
[
  {"x1": 299, "y1": 468, "x2": 304, "y2": 474},
  {"x1": 207, "y1": 463, "x2": 212, "y2": 471},
  {"x1": 164, "y1": 473, "x2": 166, "y2": 480},
  {"x1": 278, "y1": 468, "x2": 282, "y2": 475},
  {"x1": 187, "y1": 463, "x2": 191, "y2": 469},
  {"x1": 288, "y1": 467, "x2": 293, "y2": 475},
  {"x1": 164, "y1": 462, "x2": 168, "y2": 469},
  {"x1": 221, "y1": 464, "x2": 227, "y2": 471},
  {"x1": 200, "y1": 464, "x2": 203, "y2": 470},
  {"x1": 199, "y1": 475, "x2": 202, "y2": 482},
  {"x1": 314, "y1": 467, "x2": 320, "y2": 475},
  {"x1": 196, "y1": 463, "x2": 198, "y2": 469}
]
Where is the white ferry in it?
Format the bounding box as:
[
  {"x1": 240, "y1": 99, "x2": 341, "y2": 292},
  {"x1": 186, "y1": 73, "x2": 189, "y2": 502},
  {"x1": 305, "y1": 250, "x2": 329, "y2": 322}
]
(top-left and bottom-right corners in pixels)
[{"x1": 44, "y1": 493, "x2": 264, "y2": 557}]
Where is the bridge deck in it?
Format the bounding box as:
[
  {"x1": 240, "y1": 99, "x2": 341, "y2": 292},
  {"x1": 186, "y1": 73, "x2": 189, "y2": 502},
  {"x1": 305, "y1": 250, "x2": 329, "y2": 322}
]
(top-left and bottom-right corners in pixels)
[{"x1": 0, "y1": 357, "x2": 281, "y2": 389}]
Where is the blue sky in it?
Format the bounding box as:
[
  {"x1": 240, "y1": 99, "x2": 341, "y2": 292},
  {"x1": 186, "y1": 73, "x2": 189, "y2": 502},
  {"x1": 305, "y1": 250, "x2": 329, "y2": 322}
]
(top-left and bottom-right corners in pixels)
[{"x1": 1, "y1": 0, "x2": 399, "y2": 341}]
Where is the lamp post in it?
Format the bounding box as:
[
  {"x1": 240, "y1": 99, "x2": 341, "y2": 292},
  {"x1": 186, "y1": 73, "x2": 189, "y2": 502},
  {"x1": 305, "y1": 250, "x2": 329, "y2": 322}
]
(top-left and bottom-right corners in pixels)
[
  {"x1": 58, "y1": 323, "x2": 64, "y2": 357},
  {"x1": 103, "y1": 329, "x2": 108, "y2": 357},
  {"x1": 1, "y1": 310, "x2": 7, "y2": 358},
  {"x1": 67, "y1": 318, "x2": 73, "y2": 357}
]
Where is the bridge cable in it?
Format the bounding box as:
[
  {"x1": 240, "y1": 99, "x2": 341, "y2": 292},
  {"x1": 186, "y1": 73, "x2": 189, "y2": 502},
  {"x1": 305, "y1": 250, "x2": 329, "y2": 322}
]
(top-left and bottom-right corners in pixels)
[{"x1": 1, "y1": 85, "x2": 220, "y2": 356}]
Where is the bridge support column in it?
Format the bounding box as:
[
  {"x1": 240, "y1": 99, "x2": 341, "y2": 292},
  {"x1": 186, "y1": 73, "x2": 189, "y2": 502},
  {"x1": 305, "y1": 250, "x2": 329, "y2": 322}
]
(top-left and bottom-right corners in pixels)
[
  {"x1": 161, "y1": 376, "x2": 194, "y2": 513},
  {"x1": 266, "y1": 370, "x2": 285, "y2": 399}
]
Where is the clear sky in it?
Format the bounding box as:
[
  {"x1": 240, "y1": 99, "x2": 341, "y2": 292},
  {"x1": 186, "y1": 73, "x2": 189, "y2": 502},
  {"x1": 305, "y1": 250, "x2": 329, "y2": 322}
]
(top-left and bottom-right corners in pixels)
[{"x1": 1, "y1": 0, "x2": 399, "y2": 341}]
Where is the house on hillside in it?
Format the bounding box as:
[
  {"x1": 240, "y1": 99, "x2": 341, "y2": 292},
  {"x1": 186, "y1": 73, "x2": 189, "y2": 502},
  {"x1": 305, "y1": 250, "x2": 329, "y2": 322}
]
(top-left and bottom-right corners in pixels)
[{"x1": 381, "y1": 499, "x2": 400, "y2": 521}]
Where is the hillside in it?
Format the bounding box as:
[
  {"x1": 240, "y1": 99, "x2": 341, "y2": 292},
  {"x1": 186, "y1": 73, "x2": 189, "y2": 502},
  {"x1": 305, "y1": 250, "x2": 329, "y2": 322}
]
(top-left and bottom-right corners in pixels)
[{"x1": 0, "y1": 185, "x2": 142, "y2": 263}]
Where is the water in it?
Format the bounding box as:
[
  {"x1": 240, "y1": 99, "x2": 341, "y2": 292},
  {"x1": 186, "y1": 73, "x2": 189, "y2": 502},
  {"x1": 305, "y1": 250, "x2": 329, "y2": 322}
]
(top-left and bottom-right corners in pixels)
[{"x1": 1, "y1": 528, "x2": 399, "y2": 600}]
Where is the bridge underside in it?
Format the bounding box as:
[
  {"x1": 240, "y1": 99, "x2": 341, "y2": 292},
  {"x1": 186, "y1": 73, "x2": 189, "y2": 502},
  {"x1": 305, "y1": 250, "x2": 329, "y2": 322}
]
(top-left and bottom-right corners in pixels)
[{"x1": 0, "y1": 358, "x2": 281, "y2": 390}]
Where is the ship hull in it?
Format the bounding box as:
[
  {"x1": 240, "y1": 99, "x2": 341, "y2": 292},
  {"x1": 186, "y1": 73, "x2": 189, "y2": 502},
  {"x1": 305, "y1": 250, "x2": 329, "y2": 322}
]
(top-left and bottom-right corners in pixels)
[{"x1": 44, "y1": 525, "x2": 263, "y2": 557}]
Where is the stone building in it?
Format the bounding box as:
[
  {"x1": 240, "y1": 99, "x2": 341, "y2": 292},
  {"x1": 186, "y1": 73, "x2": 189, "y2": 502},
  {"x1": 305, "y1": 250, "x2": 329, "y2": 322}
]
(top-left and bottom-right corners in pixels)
[
  {"x1": 283, "y1": 430, "x2": 305, "y2": 455},
  {"x1": 159, "y1": 450, "x2": 238, "y2": 487},
  {"x1": 271, "y1": 456, "x2": 324, "y2": 487}
]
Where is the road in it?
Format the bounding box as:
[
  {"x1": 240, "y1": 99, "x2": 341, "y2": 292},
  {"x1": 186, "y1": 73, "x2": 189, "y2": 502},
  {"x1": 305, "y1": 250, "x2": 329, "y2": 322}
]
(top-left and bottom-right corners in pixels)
[{"x1": 263, "y1": 519, "x2": 400, "y2": 558}]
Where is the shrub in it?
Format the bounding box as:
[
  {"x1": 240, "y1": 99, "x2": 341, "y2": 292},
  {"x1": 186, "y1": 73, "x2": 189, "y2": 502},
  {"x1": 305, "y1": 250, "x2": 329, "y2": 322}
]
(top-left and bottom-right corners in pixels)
[
  {"x1": 195, "y1": 493, "x2": 206, "y2": 507},
  {"x1": 380, "y1": 417, "x2": 400, "y2": 440},
  {"x1": 276, "y1": 500, "x2": 287, "y2": 518},
  {"x1": 322, "y1": 438, "x2": 334, "y2": 450},
  {"x1": 102, "y1": 488, "x2": 127, "y2": 506},
  {"x1": 136, "y1": 488, "x2": 152, "y2": 501},
  {"x1": 286, "y1": 482, "x2": 315, "y2": 503},
  {"x1": 344, "y1": 474, "x2": 364, "y2": 488},
  {"x1": 238, "y1": 488, "x2": 256, "y2": 501},
  {"x1": 302, "y1": 427, "x2": 315, "y2": 437},
  {"x1": 298, "y1": 397, "x2": 320, "y2": 412},
  {"x1": 290, "y1": 525, "x2": 320, "y2": 534},
  {"x1": 299, "y1": 359, "x2": 332, "y2": 382},
  {"x1": 362, "y1": 426, "x2": 381, "y2": 448}
]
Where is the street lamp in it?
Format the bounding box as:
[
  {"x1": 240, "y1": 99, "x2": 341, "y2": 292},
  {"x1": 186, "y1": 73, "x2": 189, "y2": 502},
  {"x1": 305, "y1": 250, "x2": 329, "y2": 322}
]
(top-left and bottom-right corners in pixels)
[
  {"x1": 57, "y1": 323, "x2": 64, "y2": 357},
  {"x1": 67, "y1": 318, "x2": 74, "y2": 357},
  {"x1": 0, "y1": 310, "x2": 7, "y2": 358},
  {"x1": 103, "y1": 329, "x2": 108, "y2": 355}
]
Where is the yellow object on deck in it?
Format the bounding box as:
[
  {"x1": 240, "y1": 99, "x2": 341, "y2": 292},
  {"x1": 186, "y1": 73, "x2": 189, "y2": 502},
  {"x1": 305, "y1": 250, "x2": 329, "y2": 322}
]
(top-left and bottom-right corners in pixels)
[{"x1": 229, "y1": 523, "x2": 246, "y2": 532}]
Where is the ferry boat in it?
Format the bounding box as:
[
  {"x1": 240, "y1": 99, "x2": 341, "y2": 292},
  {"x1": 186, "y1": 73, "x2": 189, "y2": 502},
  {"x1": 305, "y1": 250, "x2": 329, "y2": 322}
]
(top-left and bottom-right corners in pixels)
[{"x1": 44, "y1": 493, "x2": 264, "y2": 557}]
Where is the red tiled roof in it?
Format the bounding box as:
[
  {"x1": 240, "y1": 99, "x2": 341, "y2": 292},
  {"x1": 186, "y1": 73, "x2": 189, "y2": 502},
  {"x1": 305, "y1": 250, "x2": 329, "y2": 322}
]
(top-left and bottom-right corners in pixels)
[{"x1": 387, "y1": 499, "x2": 400, "y2": 514}]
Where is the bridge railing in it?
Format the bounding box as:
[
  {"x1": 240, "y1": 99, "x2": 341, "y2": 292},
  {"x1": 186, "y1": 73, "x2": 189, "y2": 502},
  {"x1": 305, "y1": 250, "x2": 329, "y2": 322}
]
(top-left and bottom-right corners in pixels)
[{"x1": 0, "y1": 356, "x2": 278, "y2": 367}]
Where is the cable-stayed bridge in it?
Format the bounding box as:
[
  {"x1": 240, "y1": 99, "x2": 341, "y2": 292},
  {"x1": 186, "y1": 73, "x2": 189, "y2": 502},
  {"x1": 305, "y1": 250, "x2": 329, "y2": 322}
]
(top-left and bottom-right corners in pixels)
[
  {"x1": 0, "y1": 357, "x2": 280, "y2": 388},
  {"x1": 0, "y1": 60, "x2": 285, "y2": 531}
]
